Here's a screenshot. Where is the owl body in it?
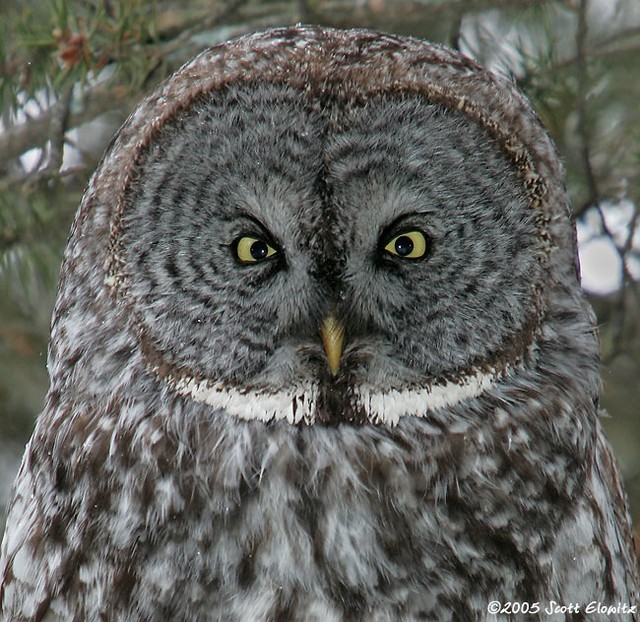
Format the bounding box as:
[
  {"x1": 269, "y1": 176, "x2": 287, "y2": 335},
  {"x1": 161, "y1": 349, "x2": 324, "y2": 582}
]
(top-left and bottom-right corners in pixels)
[{"x1": 1, "y1": 26, "x2": 638, "y2": 621}]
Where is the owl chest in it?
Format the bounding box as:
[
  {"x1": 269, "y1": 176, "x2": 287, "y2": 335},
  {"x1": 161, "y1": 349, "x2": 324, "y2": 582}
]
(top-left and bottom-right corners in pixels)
[{"x1": 117, "y1": 429, "x2": 577, "y2": 621}]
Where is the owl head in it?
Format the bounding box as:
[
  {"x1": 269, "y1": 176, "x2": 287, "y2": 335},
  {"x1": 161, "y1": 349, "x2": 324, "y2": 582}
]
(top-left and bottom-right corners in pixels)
[{"x1": 50, "y1": 25, "x2": 596, "y2": 427}]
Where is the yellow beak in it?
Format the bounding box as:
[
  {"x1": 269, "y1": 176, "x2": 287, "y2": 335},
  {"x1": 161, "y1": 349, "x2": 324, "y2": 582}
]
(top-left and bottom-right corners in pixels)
[{"x1": 320, "y1": 315, "x2": 346, "y2": 376}]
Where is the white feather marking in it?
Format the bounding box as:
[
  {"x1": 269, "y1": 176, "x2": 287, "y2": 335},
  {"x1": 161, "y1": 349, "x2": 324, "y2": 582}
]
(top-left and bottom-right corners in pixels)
[
  {"x1": 166, "y1": 367, "x2": 499, "y2": 425},
  {"x1": 169, "y1": 374, "x2": 318, "y2": 425},
  {"x1": 356, "y1": 370, "x2": 498, "y2": 425}
]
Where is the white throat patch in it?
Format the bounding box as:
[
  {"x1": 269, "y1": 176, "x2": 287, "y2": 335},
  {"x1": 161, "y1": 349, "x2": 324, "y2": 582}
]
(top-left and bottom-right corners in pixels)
[{"x1": 167, "y1": 369, "x2": 499, "y2": 425}]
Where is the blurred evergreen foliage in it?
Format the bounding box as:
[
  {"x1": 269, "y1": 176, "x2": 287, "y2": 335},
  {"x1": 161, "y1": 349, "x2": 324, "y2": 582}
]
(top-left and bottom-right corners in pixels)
[{"x1": 1, "y1": 0, "x2": 639, "y2": 539}]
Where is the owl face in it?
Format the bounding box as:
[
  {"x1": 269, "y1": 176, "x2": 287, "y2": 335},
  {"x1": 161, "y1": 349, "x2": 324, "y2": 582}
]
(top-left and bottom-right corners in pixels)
[{"x1": 118, "y1": 81, "x2": 542, "y2": 424}]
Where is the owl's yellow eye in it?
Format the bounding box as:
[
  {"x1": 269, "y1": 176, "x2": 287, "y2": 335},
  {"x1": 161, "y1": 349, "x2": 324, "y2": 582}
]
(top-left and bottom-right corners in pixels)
[
  {"x1": 235, "y1": 237, "x2": 278, "y2": 263},
  {"x1": 384, "y1": 230, "x2": 429, "y2": 259}
]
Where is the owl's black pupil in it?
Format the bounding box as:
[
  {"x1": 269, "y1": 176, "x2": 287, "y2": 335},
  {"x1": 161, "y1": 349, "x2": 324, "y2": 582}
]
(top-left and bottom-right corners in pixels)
[
  {"x1": 395, "y1": 236, "x2": 414, "y2": 256},
  {"x1": 250, "y1": 240, "x2": 269, "y2": 260}
]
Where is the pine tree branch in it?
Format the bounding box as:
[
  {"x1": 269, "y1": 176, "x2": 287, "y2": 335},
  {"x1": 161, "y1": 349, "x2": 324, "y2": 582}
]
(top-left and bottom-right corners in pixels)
[
  {"x1": 43, "y1": 83, "x2": 74, "y2": 176},
  {"x1": 576, "y1": 0, "x2": 640, "y2": 360},
  {"x1": 0, "y1": 80, "x2": 129, "y2": 168},
  {"x1": 0, "y1": 0, "x2": 278, "y2": 172}
]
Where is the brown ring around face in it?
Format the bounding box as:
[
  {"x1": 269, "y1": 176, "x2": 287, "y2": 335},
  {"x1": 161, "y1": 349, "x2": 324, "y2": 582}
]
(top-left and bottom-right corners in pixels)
[{"x1": 90, "y1": 25, "x2": 563, "y2": 403}]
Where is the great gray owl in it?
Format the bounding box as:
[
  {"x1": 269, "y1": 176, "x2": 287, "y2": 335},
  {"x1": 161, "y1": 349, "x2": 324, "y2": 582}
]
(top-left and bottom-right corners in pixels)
[{"x1": 0, "y1": 25, "x2": 638, "y2": 622}]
